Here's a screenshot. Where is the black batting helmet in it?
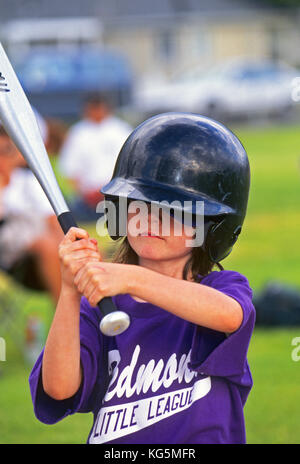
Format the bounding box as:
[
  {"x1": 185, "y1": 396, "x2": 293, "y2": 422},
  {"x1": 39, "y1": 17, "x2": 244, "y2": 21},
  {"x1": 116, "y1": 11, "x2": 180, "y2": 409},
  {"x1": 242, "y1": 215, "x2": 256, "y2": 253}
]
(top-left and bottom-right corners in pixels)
[{"x1": 101, "y1": 112, "x2": 250, "y2": 263}]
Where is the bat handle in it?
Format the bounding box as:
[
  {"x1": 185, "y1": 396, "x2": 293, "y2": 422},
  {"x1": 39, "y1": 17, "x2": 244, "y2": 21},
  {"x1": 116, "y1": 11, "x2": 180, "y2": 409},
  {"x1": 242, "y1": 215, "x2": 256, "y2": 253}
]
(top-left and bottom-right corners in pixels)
[{"x1": 57, "y1": 211, "x2": 130, "y2": 336}]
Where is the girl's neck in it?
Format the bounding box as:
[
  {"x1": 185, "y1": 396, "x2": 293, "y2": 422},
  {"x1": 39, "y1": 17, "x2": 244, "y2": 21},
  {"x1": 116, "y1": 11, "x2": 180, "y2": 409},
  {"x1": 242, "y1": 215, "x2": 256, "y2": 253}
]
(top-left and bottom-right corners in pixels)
[{"x1": 138, "y1": 255, "x2": 191, "y2": 280}]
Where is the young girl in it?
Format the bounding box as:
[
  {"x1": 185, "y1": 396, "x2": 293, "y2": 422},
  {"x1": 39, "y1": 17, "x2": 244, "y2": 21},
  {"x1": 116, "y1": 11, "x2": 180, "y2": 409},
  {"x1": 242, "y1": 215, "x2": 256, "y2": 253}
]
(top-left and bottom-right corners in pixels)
[{"x1": 29, "y1": 113, "x2": 255, "y2": 444}]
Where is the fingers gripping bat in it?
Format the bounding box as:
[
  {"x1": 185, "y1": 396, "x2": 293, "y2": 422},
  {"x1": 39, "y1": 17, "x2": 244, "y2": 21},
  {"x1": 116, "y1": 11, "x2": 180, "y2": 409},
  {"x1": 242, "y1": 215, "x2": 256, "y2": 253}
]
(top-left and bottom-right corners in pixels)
[{"x1": 0, "y1": 43, "x2": 130, "y2": 337}]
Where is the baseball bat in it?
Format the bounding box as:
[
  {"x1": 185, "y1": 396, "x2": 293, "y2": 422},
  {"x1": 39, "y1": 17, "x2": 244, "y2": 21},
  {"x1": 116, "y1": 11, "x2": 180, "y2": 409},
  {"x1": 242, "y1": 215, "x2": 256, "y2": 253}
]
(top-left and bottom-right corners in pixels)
[{"x1": 0, "y1": 42, "x2": 130, "y2": 337}]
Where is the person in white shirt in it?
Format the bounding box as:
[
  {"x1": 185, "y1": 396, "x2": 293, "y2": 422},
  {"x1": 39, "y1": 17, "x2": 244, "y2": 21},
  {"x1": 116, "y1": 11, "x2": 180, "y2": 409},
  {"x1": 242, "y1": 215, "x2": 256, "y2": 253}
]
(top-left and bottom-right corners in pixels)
[
  {"x1": 0, "y1": 125, "x2": 63, "y2": 303},
  {"x1": 59, "y1": 93, "x2": 132, "y2": 222}
]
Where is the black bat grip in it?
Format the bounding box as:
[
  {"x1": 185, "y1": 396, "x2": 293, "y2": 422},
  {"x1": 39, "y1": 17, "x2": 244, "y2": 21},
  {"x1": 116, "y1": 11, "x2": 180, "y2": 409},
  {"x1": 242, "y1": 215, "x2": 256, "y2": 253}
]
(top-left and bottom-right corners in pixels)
[
  {"x1": 57, "y1": 211, "x2": 118, "y2": 318},
  {"x1": 57, "y1": 211, "x2": 79, "y2": 235}
]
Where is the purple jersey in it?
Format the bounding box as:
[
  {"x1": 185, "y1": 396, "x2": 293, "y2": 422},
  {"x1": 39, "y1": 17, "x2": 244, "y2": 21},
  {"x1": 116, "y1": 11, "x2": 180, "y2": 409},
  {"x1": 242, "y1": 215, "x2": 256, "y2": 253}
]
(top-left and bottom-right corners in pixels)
[{"x1": 29, "y1": 270, "x2": 255, "y2": 444}]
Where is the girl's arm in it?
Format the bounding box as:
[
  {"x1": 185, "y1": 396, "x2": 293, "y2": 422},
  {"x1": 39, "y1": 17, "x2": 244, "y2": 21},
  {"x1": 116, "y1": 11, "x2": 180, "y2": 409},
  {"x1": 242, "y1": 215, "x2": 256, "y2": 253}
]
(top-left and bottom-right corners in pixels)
[
  {"x1": 74, "y1": 263, "x2": 243, "y2": 334},
  {"x1": 42, "y1": 286, "x2": 82, "y2": 400},
  {"x1": 42, "y1": 227, "x2": 101, "y2": 401},
  {"x1": 129, "y1": 266, "x2": 243, "y2": 333}
]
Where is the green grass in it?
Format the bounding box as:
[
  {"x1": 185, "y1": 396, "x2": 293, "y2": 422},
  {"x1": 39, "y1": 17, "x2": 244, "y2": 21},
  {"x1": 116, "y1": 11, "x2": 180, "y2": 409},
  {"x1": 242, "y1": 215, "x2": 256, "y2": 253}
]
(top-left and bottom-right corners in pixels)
[
  {"x1": 0, "y1": 360, "x2": 93, "y2": 444},
  {"x1": 1, "y1": 122, "x2": 300, "y2": 444},
  {"x1": 224, "y1": 124, "x2": 300, "y2": 291},
  {"x1": 245, "y1": 328, "x2": 300, "y2": 444}
]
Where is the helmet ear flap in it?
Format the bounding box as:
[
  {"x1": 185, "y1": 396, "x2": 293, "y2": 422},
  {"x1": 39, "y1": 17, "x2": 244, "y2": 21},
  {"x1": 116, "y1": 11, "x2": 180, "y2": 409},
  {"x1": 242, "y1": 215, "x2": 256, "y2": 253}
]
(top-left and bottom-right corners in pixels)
[
  {"x1": 205, "y1": 218, "x2": 242, "y2": 263},
  {"x1": 103, "y1": 197, "x2": 121, "y2": 240}
]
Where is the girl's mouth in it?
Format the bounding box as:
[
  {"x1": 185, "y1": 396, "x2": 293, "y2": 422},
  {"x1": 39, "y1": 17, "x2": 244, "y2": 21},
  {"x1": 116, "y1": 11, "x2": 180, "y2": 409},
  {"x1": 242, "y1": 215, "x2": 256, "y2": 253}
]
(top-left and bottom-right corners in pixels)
[{"x1": 139, "y1": 233, "x2": 164, "y2": 240}]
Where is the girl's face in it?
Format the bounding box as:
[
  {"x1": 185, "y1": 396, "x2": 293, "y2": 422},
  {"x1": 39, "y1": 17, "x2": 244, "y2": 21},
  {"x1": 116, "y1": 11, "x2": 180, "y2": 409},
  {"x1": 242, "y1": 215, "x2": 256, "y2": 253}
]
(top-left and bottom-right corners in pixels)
[{"x1": 127, "y1": 204, "x2": 194, "y2": 264}]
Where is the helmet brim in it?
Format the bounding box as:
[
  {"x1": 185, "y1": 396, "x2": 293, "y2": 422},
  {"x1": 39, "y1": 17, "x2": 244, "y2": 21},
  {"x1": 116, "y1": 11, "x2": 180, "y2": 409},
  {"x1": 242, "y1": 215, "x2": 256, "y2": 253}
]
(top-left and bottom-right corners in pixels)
[{"x1": 101, "y1": 177, "x2": 235, "y2": 217}]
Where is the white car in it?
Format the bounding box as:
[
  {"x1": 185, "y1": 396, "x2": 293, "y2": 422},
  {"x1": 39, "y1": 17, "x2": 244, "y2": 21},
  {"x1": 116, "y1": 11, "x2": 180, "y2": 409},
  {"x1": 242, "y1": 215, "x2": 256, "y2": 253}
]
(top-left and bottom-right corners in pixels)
[{"x1": 134, "y1": 58, "x2": 299, "y2": 120}]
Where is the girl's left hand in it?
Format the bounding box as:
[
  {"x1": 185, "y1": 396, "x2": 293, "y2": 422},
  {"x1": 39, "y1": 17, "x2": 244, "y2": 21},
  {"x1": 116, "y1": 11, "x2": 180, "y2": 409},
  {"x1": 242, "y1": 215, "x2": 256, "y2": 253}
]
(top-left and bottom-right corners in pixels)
[{"x1": 73, "y1": 261, "x2": 133, "y2": 306}]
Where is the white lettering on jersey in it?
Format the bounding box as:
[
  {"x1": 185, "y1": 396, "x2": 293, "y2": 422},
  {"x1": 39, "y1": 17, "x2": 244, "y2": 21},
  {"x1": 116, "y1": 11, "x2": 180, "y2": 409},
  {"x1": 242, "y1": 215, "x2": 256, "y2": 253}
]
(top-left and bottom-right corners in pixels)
[{"x1": 89, "y1": 345, "x2": 211, "y2": 443}]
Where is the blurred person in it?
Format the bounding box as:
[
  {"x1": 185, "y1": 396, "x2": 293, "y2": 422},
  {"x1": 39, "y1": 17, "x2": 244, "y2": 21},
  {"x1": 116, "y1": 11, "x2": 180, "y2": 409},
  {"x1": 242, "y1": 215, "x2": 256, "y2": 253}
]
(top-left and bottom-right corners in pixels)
[
  {"x1": 58, "y1": 92, "x2": 132, "y2": 222},
  {"x1": 0, "y1": 125, "x2": 63, "y2": 304},
  {"x1": 45, "y1": 118, "x2": 68, "y2": 156}
]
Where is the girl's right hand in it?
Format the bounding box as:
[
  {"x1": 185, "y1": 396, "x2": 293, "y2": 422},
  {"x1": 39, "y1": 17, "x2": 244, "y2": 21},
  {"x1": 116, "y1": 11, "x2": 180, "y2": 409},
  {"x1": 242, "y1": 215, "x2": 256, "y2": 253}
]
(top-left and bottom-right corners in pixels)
[{"x1": 58, "y1": 227, "x2": 101, "y2": 294}]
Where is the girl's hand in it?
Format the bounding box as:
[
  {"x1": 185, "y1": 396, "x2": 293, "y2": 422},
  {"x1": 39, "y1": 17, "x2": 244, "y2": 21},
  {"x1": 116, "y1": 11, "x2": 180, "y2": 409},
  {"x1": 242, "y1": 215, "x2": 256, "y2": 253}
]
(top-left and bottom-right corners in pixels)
[
  {"x1": 74, "y1": 261, "x2": 133, "y2": 307},
  {"x1": 58, "y1": 227, "x2": 101, "y2": 294}
]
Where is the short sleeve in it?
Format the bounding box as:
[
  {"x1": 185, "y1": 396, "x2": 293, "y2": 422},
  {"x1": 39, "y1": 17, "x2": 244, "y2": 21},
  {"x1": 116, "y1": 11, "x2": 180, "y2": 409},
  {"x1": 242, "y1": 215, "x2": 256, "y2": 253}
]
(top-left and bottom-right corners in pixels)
[
  {"x1": 189, "y1": 271, "x2": 255, "y2": 387},
  {"x1": 29, "y1": 298, "x2": 104, "y2": 424}
]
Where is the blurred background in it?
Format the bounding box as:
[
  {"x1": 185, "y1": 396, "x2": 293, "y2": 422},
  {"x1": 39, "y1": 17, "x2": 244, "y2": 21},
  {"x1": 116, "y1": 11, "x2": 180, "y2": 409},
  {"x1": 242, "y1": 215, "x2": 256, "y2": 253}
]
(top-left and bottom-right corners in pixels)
[{"x1": 0, "y1": 0, "x2": 300, "y2": 444}]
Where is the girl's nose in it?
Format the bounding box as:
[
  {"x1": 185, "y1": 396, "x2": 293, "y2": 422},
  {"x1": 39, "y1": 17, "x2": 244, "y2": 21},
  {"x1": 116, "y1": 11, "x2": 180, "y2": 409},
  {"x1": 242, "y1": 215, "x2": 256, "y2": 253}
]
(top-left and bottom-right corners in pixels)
[{"x1": 147, "y1": 204, "x2": 163, "y2": 223}]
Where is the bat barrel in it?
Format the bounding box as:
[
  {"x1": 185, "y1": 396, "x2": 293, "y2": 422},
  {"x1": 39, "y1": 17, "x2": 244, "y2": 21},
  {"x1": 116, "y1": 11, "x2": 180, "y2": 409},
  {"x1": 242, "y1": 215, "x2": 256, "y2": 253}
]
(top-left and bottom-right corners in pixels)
[
  {"x1": 0, "y1": 42, "x2": 130, "y2": 337},
  {"x1": 0, "y1": 43, "x2": 69, "y2": 217}
]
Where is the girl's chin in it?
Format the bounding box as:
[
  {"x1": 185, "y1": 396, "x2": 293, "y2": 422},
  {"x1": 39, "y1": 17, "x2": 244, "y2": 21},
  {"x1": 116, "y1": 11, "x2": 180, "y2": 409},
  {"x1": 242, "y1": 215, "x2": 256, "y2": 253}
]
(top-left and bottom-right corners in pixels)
[
  {"x1": 128, "y1": 236, "x2": 165, "y2": 255},
  {"x1": 128, "y1": 236, "x2": 191, "y2": 262},
  {"x1": 137, "y1": 246, "x2": 191, "y2": 263},
  {"x1": 136, "y1": 246, "x2": 166, "y2": 261}
]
